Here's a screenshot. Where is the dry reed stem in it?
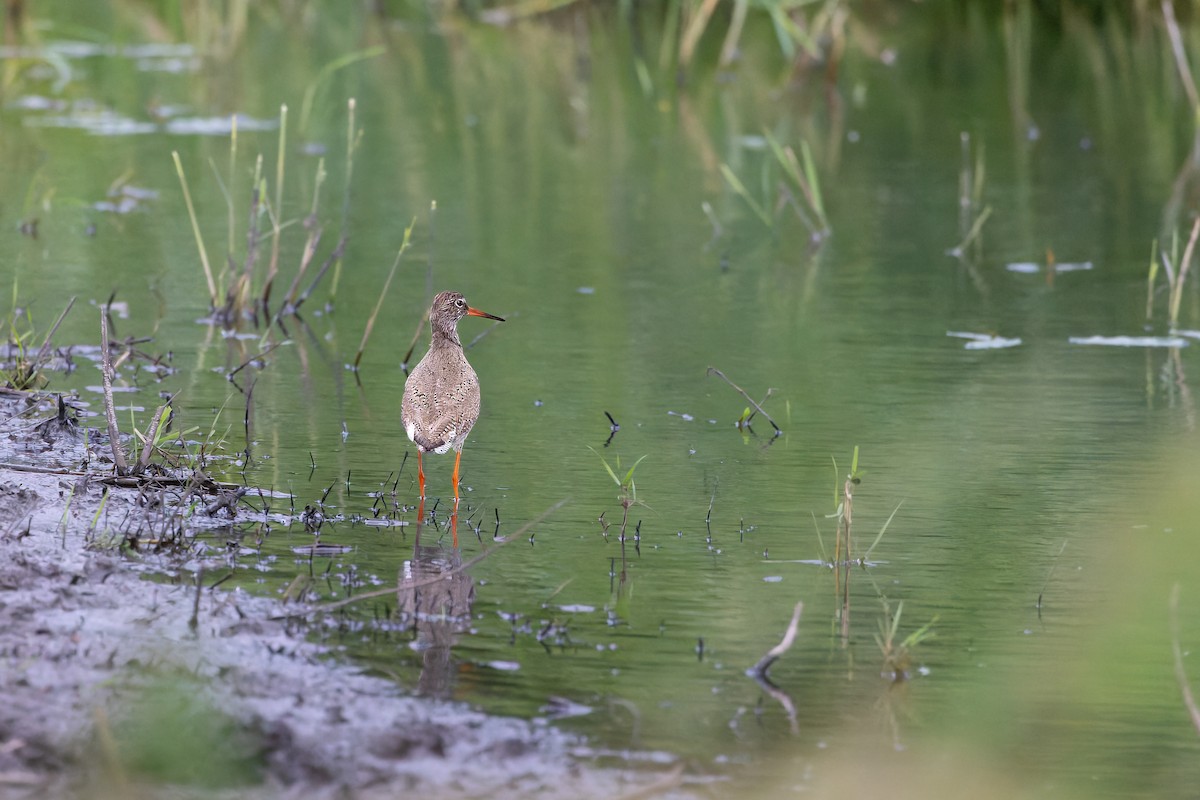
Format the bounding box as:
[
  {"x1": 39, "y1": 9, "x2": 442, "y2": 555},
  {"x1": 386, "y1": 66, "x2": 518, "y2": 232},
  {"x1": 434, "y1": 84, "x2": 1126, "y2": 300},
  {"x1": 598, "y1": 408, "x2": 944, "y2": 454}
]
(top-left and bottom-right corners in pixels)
[
  {"x1": 264, "y1": 104, "x2": 288, "y2": 305},
  {"x1": 173, "y1": 151, "x2": 217, "y2": 306},
  {"x1": 1162, "y1": 1, "x2": 1200, "y2": 113},
  {"x1": 330, "y1": 98, "x2": 358, "y2": 306},
  {"x1": 839, "y1": 476, "x2": 853, "y2": 643},
  {"x1": 680, "y1": 0, "x2": 721, "y2": 68},
  {"x1": 99, "y1": 311, "x2": 128, "y2": 475},
  {"x1": 1171, "y1": 215, "x2": 1200, "y2": 328}
]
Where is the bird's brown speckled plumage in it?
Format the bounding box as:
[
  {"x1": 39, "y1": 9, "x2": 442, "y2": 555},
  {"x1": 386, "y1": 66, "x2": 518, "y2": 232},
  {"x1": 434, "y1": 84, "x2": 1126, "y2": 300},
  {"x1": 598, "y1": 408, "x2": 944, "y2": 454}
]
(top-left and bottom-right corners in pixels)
[{"x1": 401, "y1": 291, "x2": 504, "y2": 504}]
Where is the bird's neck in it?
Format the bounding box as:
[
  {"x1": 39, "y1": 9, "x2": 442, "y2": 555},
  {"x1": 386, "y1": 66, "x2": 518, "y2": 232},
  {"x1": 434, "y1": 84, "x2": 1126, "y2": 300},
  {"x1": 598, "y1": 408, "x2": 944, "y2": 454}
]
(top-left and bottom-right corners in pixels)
[{"x1": 431, "y1": 326, "x2": 462, "y2": 349}]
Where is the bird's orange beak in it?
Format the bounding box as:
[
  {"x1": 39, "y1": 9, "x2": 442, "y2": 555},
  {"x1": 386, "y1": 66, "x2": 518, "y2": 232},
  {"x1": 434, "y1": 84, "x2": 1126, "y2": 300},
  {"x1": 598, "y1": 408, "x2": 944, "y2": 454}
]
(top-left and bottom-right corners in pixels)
[{"x1": 467, "y1": 306, "x2": 505, "y2": 322}]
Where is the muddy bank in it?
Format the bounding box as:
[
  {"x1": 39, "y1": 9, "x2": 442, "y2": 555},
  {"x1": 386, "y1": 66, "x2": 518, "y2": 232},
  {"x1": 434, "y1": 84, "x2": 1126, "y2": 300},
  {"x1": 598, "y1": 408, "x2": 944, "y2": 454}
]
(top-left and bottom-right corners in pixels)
[{"x1": 0, "y1": 396, "x2": 693, "y2": 799}]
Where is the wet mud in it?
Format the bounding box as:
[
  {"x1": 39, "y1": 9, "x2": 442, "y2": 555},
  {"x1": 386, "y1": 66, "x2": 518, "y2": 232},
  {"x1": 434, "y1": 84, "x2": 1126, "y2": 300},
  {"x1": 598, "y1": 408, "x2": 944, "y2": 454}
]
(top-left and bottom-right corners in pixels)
[{"x1": 0, "y1": 392, "x2": 692, "y2": 799}]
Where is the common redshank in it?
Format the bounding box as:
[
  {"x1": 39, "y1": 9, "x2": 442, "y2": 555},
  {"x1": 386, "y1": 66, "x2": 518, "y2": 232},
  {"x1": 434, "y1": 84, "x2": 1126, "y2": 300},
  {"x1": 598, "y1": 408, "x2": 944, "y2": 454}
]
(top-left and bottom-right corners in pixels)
[{"x1": 402, "y1": 291, "x2": 505, "y2": 506}]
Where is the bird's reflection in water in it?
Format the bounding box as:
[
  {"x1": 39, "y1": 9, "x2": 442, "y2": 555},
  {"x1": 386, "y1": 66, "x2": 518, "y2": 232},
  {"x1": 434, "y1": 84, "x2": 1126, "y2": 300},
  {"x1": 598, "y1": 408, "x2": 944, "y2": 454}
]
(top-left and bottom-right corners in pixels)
[{"x1": 397, "y1": 508, "x2": 474, "y2": 698}]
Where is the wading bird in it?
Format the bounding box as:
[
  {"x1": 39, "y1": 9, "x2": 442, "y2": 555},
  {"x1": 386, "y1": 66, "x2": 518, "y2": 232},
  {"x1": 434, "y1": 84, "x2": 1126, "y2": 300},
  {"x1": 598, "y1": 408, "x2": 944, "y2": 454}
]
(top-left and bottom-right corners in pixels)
[{"x1": 402, "y1": 291, "x2": 505, "y2": 509}]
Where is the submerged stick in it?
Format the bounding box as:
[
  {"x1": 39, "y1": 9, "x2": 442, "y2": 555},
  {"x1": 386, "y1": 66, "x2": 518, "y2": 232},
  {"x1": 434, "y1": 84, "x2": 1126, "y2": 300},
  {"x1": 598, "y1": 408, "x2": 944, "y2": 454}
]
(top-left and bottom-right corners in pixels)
[
  {"x1": 748, "y1": 601, "x2": 804, "y2": 678},
  {"x1": 99, "y1": 312, "x2": 128, "y2": 475},
  {"x1": 706, "y1": 366, "x2": 781, "y2": 435}
]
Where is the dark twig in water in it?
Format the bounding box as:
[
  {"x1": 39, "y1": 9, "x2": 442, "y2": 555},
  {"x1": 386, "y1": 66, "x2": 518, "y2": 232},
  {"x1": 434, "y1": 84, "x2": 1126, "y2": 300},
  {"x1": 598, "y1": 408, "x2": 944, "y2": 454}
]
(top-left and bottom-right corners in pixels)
[
  {"x1": 244, "y1": 380, "x2": 254, "y2": 444},
  {"x1": 99, "y1": 311, "x2": 128, "y2": 475},
  {"x1": 189, "y1": 567, "x2": 204, "y2": 632},
  {"x1": 227, "y1": 341, "x2": 284, "y2": 381},
  {"x1": 603, "y1": 411, "x2": 620, "y2": 447},
  {"x1": 275, "y1": 498, "x2": 570, "y2": 617},
  {"x1": 748, "y1": 601, "x2": 804, "y2": 679},
  {"x1": 1170, "y1": 583, "x2": 1200, "y2": 736},
  {"x1": 705, "y1": 480, "x2": 717, "y2": 536},
  {"x1": 706, "y1": 366, "x2": 781, "y2": 436},
  {"x1": 294, "y1": 234, "x2": 347, "y2": 312}
]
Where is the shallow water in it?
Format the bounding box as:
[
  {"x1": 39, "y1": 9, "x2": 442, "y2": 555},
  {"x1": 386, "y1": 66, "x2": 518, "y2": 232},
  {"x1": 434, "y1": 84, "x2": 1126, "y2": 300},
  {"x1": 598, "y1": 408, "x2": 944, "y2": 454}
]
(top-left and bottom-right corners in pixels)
[{"x1": 3, "y1": 3, "x2": 1200, "y2": 795}]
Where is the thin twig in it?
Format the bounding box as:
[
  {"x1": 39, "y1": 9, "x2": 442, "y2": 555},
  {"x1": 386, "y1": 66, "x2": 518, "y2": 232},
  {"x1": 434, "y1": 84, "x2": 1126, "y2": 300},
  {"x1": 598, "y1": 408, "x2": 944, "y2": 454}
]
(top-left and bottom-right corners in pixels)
[
  {"x1": 748, "y1": 601, "x2": 803, "y2": 678},
  {"x1": 31, "y1": 295, "x2": 75, "y2": 373},
  {"x1": 354, "y1": 222, "x2": 413, "y2": 371},
  {"x1": 227, "y1": 341, "x2": 284, "y2": 381},
  {"x1": 706, "y1": 366, "x2": 781, "y2": 435},
  {"x1": 294, "y1": 234, "x2": 348, "y2": 310},
  {"x1": 401, "y1": 304, "x2": 432, "y2": 368}
]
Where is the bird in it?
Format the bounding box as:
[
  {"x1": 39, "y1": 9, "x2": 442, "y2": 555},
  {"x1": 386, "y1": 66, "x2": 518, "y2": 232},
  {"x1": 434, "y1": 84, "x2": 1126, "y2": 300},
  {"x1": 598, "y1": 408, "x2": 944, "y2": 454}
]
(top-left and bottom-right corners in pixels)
[{"x1": 402, "y1": 290, "x2": 505, "y2": 508}]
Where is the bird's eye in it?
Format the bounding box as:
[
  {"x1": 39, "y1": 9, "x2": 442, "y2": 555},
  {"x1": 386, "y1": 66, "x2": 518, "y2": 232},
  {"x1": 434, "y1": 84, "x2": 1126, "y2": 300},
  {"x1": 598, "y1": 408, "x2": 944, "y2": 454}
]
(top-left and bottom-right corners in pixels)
[{"x1": 455, "y1": 299, "x2": 465, "y2": 307}]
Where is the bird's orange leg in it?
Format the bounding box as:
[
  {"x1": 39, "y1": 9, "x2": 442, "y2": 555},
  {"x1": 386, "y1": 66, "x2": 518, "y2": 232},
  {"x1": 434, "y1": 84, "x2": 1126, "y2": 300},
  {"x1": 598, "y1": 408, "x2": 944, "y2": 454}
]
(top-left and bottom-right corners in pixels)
[
  {"x1": 417, "y1": 450, "x2": 426, "y2": 500},
  {"x1": 450, "y1": 507, "x2": 459, "y2": 548},
  {"x1": 452, "y1": 449, "x2": 462, "y2": 507}
]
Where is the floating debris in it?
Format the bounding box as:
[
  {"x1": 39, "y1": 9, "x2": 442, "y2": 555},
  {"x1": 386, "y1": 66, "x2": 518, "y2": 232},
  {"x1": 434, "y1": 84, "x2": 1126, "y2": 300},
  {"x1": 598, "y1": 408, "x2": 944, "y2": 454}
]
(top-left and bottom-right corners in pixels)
[
  {"x1": 291, "y1": 543, "x2": 354, "y2": 557},
  {"x1": 947, "y1": 331, "x2": 1022, "y2": 350},
  {"x1": 1005, "y1": 261, "x2": 1093, "y2": 273},
  {"x1": 1069, "y1": 335, "x2": 1189, "y2": 348},
  {"x1": 362, "y1": 518, "x2": 411, "y2": 528},
  {"x1": 165, "y1": 114, "x2": 279, "y2": 136},
  {"x1": 558, "y1": 604, "x2": 595, "y2": 613},
  {"x1": 1005, "y1": 262, "x2": 1040, "y2": 274},
  {"x1": 94, "y1": 184, "x2": 159, "y2": 214},
  {"x1": 540, "y1": 697, "x2": 594, "y2": 719},
  {"x1": 25, "y1": 108, "x2": 157, "y2": 136}
]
